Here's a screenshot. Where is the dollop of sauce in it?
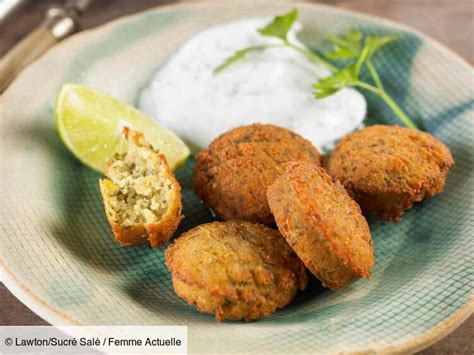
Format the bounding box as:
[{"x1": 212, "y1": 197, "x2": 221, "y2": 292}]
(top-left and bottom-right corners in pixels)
[{"x1": 139, "y1": 18, "x2": 366, "y2": 151}]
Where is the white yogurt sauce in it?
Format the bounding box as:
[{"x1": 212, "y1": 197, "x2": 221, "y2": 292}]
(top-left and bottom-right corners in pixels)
[{"x1": 139, "y1": 18, "x2": 366, "y2": 151}]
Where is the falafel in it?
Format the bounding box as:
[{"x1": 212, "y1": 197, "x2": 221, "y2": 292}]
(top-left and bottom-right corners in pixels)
[
  {"x1": 99, "y1": 129, "x2": 183, "y2": 247},
  {"x1": 267, "y1": 162, "x2": 375, "y2": 290},
  {"x1": 325, "y1": 125, "x2": 454, "y2": 222},
  {"x1": 165, "y1": 220, "x2": 308, "y2": 321},
  {"x1": 193, "y1": 124, "x2": 322, "y2": 224}
]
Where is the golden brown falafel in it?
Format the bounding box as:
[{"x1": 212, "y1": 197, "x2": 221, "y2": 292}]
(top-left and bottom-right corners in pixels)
[
  {"x1": 267, "y1": 162, "x2": 375, "y2": 290},
  {"x1": 100, "y1": 129, "x2": 183, "y2": 247},
  {"x1": 165, "y1": 220, "x2": 308, "y2": 321},
  {"x1": 193, "y1": 124, "x2": 322, "y2": 224},
  {"x1": 325, "y1": 125, "x2": 454, "y2": 222}
]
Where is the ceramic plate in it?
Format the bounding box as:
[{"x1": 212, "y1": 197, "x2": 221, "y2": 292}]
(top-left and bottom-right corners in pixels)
[{"x1": 1, "y1": 2, "x2": 473, "y2": 354}]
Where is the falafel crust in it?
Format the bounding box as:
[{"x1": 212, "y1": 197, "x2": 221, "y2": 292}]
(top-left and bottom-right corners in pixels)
[
  {"x1": 99, "y1": 129, "x2": 183, "y2": 247},
  {"x1": 325, "y1": 125, "x2": 454, "y2": 222},
  {"x1": 267, "y1": 162, "x2": 375, "y2": 290},
  {"x1": 193, "y1": 124, "x2": 322, "y2": 224},
  {"x1": 165, "y1": 220, "x2": 308, "y2": 321}
]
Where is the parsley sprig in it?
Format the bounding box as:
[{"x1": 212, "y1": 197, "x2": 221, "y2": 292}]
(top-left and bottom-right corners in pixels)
[
  {"x1": 215, "y1": 9, "x2": 417, "y2": 130},
  {"x1": 214, "y1": 9, "x2": 337, "y2": 74}
]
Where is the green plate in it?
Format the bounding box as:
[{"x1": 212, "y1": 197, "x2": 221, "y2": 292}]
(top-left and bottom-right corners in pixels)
[{"x1": 0, "y1": 2, "x2": 472, "y2": 353}]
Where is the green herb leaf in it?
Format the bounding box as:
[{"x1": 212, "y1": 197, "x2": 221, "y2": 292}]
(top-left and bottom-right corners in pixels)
[
  {"x1": 214, "y1": 9, "x2": 301, "y2": 74},
  {"x1": 326, "y1": 29, "x2": 362, "y2": 59},
  {"x1": 354, "y1": 34, "x2": 399, "y2": 77},
  {"x1": 258, "y1": 8, "x2": 298, "y2": 42},
  {"x1": 313, "y1": 64, "x2": 359, "y2": 98},
  {"x1": 213, "y1": 45, "x2": 271, "y2": 74},
  {"x1": 365, "y1": 35, "x2": 399, "y2": 59},
  {"x1": 214, "y1": 8, "x2": 335, "y2": 74}
]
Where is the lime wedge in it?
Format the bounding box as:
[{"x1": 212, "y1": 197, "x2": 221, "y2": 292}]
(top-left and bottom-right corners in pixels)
[{"x1": 55, "y1": 83, "x2": 190, "y2": 173}]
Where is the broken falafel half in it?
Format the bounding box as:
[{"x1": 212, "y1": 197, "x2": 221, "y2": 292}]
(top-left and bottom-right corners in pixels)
[{"x1": 99, "y1": 128, "x2": 183, "y2": 247}]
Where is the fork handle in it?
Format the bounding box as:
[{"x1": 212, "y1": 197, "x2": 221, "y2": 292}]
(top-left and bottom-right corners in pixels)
[
  {"x1": 0, "y1": 7, "x2": 77, "y2": 94},
  {"x1": 0, "y1": 27, "x2": 57, "y2": 93}
]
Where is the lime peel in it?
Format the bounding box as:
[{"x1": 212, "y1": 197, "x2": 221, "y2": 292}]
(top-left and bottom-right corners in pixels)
[{"x1": 55, "y1": 83, "x2": 190, "y2": 173}]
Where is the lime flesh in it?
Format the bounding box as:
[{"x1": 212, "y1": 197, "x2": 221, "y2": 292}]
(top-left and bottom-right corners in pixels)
[{"x1": 55, "y1": 83, "x2": 190, "y2": 173}]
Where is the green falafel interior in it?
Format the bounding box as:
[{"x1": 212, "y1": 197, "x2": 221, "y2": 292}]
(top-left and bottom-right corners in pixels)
[
  {"x1": 99, "y1": 128, "x2": 183, "y2": 247},
  {"x1": 102, "y1": 129, "x2": 174, "y2": 225}
]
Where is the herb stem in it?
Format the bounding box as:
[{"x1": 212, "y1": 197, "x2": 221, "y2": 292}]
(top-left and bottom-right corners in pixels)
[
  {"x1": 378, "y1": 90, "x2": 418, "y2": 129},
  {"x1": 286, "y1": 42, "x2": 338, "y2": 73},
  {"x1": 213, "y1": 44, "x2": 285, "y2": 74},
  {"x1": 354, "y1": 81, "x2": 417, "y2": 129},
  {"x1": 355, "y1": 46, "x2": 370, "y2": 75},
  {"x1": 354, "y1": 81, "x2": 380, "y2": 95},
  {"x1": 366, "y1": 60, "x2": 384, "y2": 90}
]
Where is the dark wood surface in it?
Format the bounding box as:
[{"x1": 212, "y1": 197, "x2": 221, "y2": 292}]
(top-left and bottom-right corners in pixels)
[{"x1": 0, "y1": 1, "x2": 472, "y2": 354}]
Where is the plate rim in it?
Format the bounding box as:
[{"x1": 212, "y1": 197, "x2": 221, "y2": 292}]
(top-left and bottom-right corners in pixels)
[
  {"x1": 1, "y1": 1, "x2": 473, "y2": 353},
  {"x1": 1, "y1": 0, "x2": 472, "y2": 102}
]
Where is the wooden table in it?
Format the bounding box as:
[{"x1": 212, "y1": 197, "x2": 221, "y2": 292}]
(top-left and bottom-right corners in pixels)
[{"x1": 1, "y1": 1, "x2": 472, "y2": 354}]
